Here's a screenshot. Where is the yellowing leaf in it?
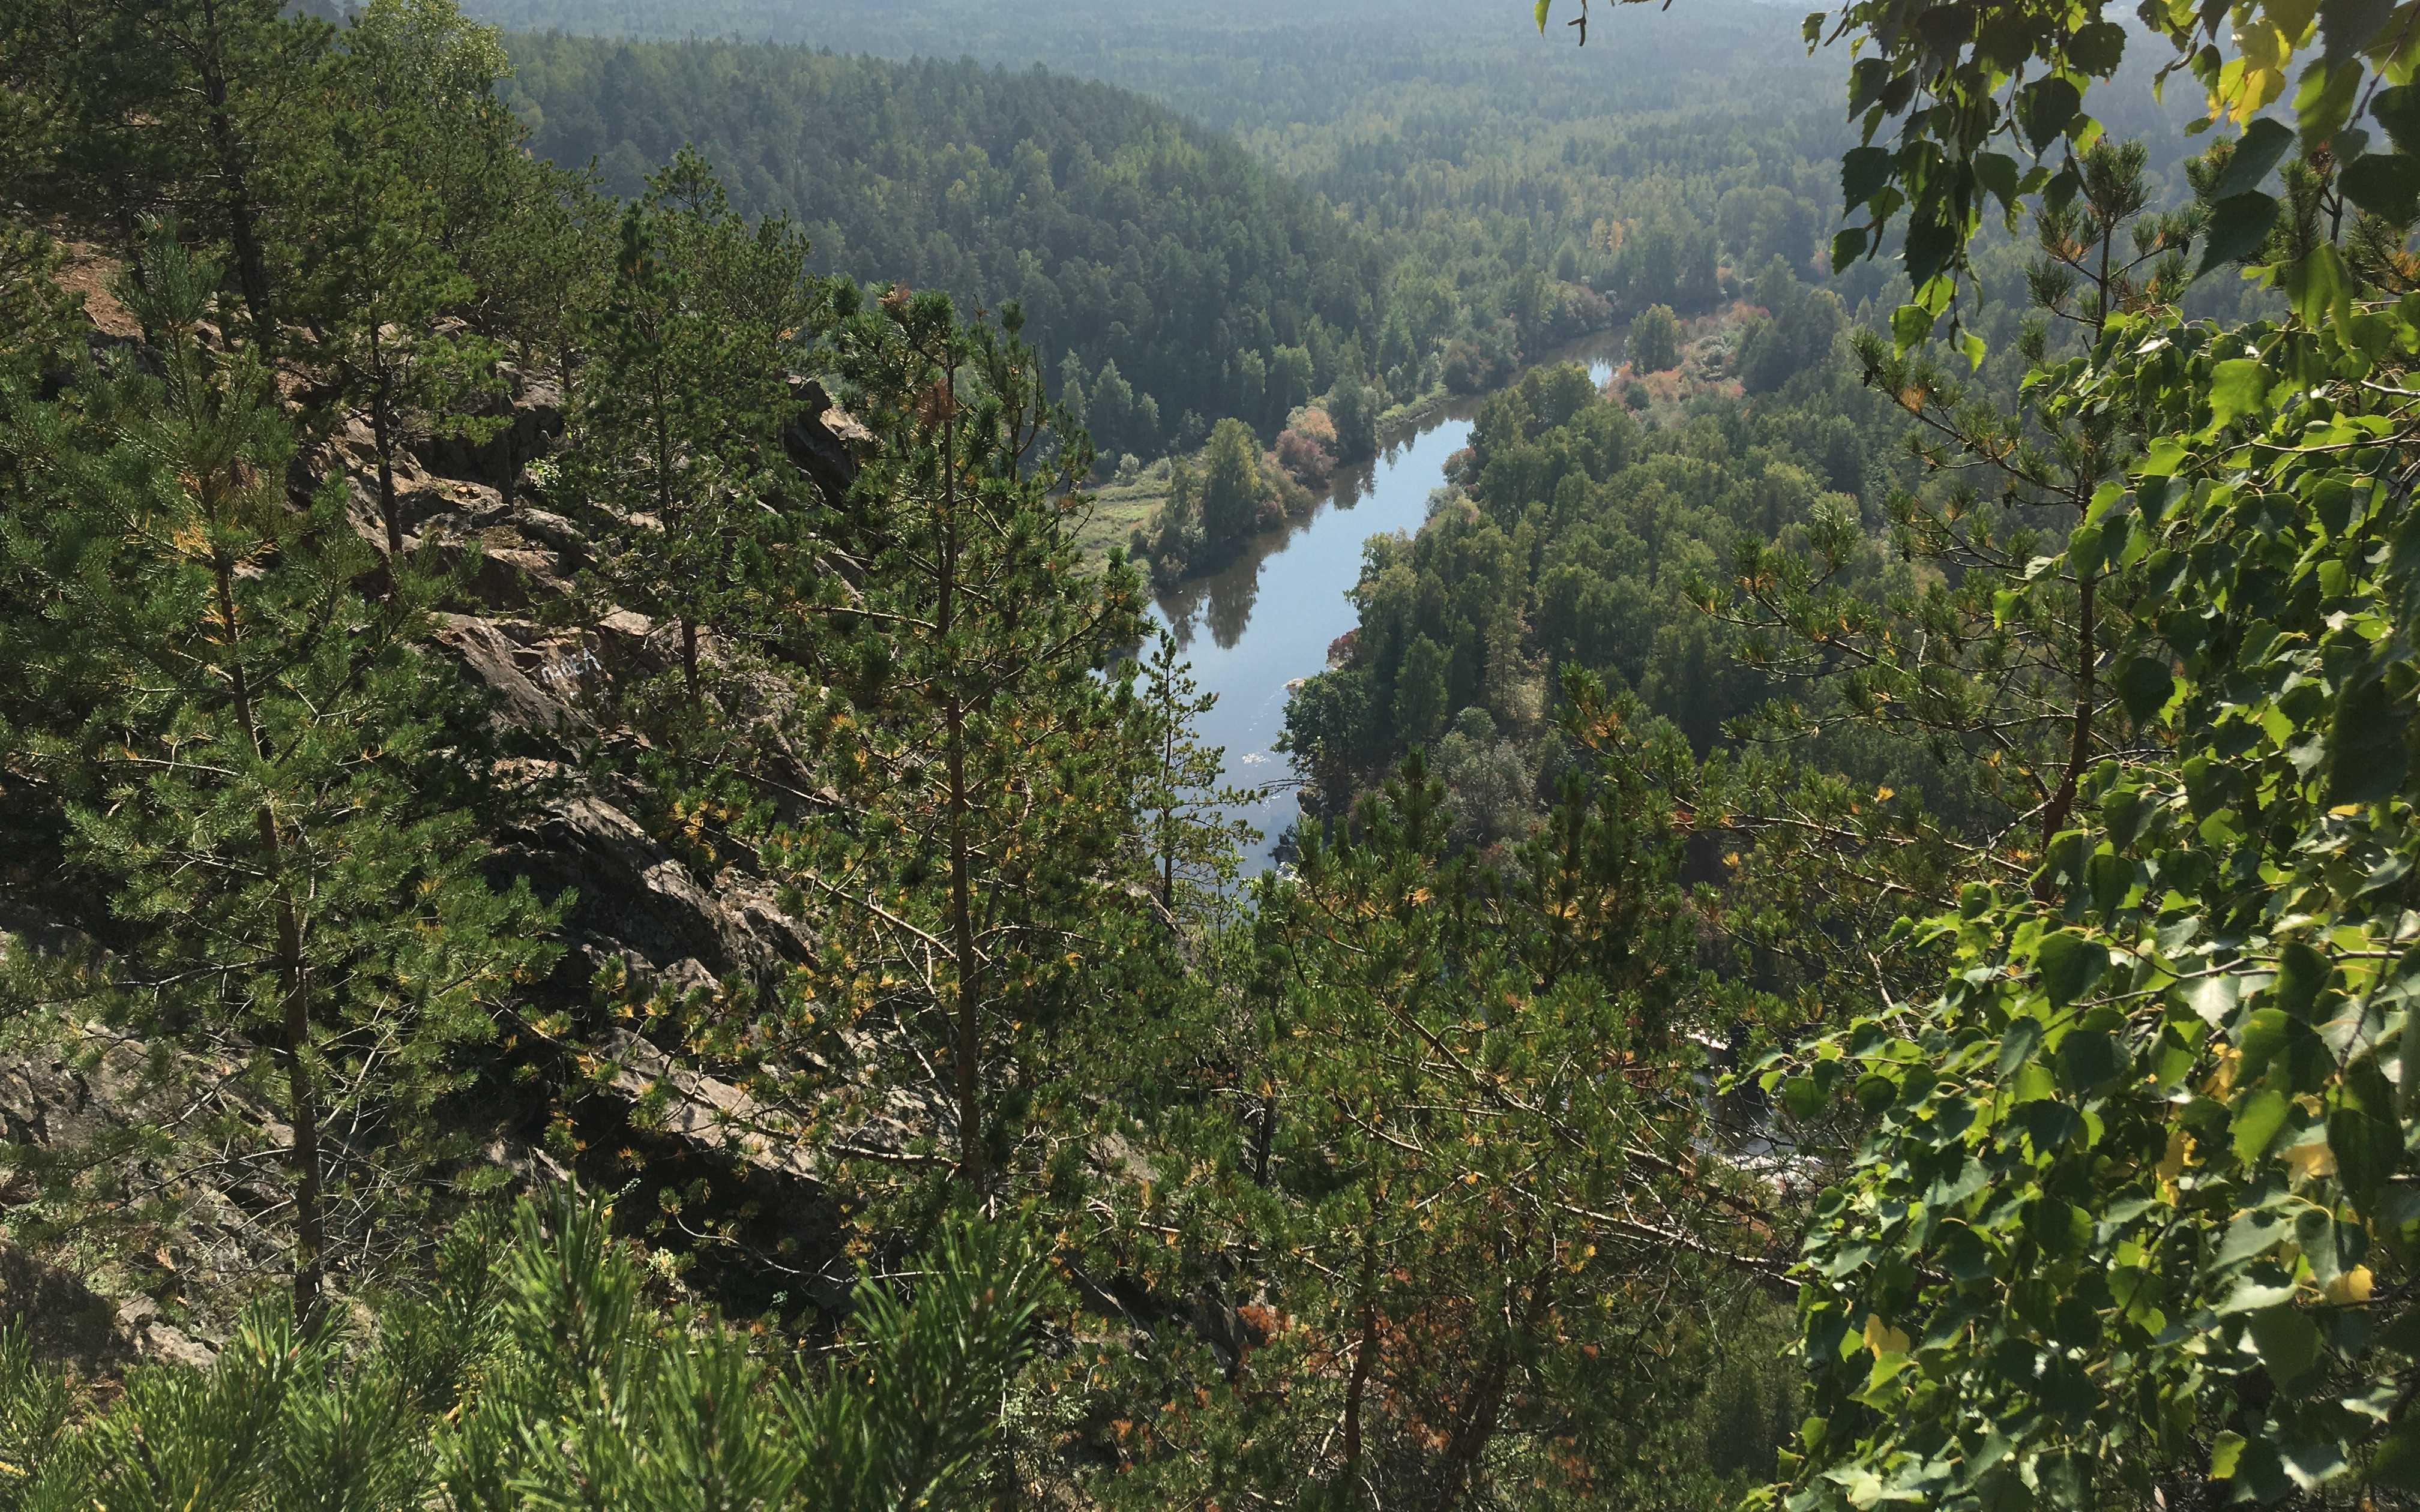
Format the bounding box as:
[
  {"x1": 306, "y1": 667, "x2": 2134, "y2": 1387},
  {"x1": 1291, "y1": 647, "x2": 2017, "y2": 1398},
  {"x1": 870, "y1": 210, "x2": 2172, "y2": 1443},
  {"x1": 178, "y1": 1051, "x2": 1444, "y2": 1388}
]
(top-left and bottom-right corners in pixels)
[
  {"x1": 2326, "y1": 1265, "x2": 2374, "y2": 1304},
  {"x1": 1862, "y1": 1313, "x2": 1910, "y2": 1356},
  {"x1": 2281, "y1": 1136, "x2": 2338, "y2": 1180},
  {"x1": 2156, "y1": 1128, "x2": 2196, "y2": 1179}
]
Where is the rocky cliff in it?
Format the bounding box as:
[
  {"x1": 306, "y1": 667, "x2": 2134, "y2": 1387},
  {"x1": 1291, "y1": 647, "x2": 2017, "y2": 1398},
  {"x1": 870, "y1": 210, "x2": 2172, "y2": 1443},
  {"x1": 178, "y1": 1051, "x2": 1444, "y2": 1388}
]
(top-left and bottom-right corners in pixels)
[{"x1": 1, "y1": 323, "x2": 879, "y2": 1365}]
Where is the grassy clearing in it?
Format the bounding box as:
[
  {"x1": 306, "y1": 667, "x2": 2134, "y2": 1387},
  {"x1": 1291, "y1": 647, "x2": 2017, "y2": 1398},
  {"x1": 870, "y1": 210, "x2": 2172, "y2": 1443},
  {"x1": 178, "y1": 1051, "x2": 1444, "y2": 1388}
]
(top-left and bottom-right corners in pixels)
[{"x1": 1073, "y1": 473, "x2": 1173, "y2": 560}]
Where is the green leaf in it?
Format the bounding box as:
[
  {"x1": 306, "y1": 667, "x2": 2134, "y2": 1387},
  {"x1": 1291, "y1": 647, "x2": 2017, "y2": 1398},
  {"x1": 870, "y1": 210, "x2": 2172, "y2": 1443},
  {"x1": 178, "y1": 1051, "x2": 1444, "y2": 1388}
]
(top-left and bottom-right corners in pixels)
[
  {"x1": 1783, "y1": 1075, "x2": 1822, "y2": 1120},
  {"x1": 2067, "y1": 520, "x2": 2105, "y2": 574},
  {"x1": 2067, "y1": 20, "x2": 2127, "y2": 74},
  {"x1": 2197, "y1": 192, "x2": 2280, "y2": 280},
  {"x1": 2018, "y1": 78, "x2": 2082, "y2": 153},
  {"x1": 2233, "y1": 1088, "x2": 2292, "y2": 1163},
  {"x1": 1535, "y1": 0, "x2": 1552, "y2": 32},
  {"x1": 2341, "y1": 151, "x2": 2420, "y2": 221},
  {"x1": 1889, "y1": 302, "x2": 1937, "y2": 355},
  {"x1": 2214, "y1": 119, "x2": 2297, "y2": 200},
  {"x1": 2275, "y1": 942, "x2": 2330, "y2": 1021},
  {"x1": 2057, "y1": 1027, "x2": 2124, "y2": 1091},
  {"x1": 2207, "y1": 356, "x2": 2270, "y2": 431},
  {"x1": 2328, "y1": 668, "x2": 2409, "y2": 805},
  {"x1": 2248, "y1": 1306, "x2": 2323, "y2": 1384},
  {"x1": 2373, "y1": 1420, "x2": 2420, "y2": 1490},
  {"x1": 2330, "y1": 1104, "x2": 2396, "y2": 1202},
  {"x1": 2375, "y1": 85, "x2": 2420, "y2": 154},
  {"x1": 2287, "y1": 241, "x2": 2353, "y2": 331},
  {"x1": 2221, "y1": 1276, "x2": 2299, "y2": 1314},
  {"x1": 1842, "y1": 146, "x2": 1894, "y2": 207},
  {"x1": 1975, "y1": 152, "x2": 2020, "y2": 211},
  {"x1": 2298, "y1": 56, "x2": 2364, "y2": 151},
  {"x1": 2118, "y1": 655, "x2": 2178, "y2": 722},
  {"x1": 1998, "y1": 1015, "x2": 2044, "y2": 1076},
  {"x1": 2185, "y1": 974, "x2": 2241, "y2": 1028},
  {"x1": 1831, "y1": 226, "x2": 1870, "y2": 270},
  {"x1": 2322, "y1": 0, "x2": 2397, "y2": 65},
  {"x1": 2210, "y1": 1430, "x2": 2247, "y2": 1479},
  {"x1": 2038, "y1": 931, "x2": 2109, "y2": 1007}
]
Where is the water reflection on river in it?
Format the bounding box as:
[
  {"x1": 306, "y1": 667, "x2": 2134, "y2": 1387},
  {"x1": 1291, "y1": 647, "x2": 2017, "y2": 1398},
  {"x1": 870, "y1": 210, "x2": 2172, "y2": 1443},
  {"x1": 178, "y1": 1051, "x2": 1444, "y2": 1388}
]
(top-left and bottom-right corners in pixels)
[{"x1": 1149, "y1": 337, "x2": 1623, "y2": 874}]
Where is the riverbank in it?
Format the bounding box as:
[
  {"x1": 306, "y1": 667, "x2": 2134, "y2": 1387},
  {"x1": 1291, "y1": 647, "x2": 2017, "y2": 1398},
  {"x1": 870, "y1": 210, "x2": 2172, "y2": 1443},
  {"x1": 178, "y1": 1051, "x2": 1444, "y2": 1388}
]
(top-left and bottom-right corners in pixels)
[
  {"x1": 1072, "y1": 325, "x2": 1632, "y2": 561},
  {"x1": 1146, "y1": 332, "x2": 1628, "y2": 875}
]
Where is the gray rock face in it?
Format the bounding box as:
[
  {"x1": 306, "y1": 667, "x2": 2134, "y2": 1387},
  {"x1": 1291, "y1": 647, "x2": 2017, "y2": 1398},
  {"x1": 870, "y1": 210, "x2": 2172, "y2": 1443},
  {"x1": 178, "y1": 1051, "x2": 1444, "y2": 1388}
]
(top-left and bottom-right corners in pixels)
[{"x1": 0, "y1": 359, "x2": 874, "y2": 1365}]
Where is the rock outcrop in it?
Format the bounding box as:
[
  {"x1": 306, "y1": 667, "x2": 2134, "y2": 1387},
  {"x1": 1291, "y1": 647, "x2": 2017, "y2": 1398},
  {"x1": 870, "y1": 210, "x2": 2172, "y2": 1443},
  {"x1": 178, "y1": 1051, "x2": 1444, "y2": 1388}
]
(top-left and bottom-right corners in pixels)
[{"x1": 0, "y1": 351, "x2": 875, "y2": 1361}]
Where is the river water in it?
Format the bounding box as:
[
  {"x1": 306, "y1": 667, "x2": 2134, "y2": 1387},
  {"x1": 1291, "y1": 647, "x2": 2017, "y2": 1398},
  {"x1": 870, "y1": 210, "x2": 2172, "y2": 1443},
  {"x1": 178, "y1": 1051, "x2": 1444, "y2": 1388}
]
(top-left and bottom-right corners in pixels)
[{"x1": 1150, "y1": 335, "x2": 1625, "y2": 874}]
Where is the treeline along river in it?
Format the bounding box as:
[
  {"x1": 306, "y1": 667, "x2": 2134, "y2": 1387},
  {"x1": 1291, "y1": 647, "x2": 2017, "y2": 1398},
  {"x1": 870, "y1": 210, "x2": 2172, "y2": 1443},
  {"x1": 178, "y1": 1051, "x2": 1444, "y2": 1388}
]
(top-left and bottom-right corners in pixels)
[{"x1": 1151, "y1": 335, "x2": 1625, "y2": 874}]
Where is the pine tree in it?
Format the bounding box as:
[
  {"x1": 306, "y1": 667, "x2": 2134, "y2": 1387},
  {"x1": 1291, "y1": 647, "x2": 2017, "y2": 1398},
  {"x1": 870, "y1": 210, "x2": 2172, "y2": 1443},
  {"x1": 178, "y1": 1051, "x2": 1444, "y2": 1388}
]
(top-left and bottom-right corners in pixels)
[
  {"x1": 1392, "y1": 633, "x2": 1452, "y2": 746},
  {"x1": 0, "y1": 221, "x2": 79, "y2": 385},
  {"x1": 1134, "y1": 628, "x2": 1261, "y2": 911},
  {"x1": 287, "y1": 106, "x2": 503, "y2": 566},
  {"x1": 1088, "y1": 358, "x2": 1135, "y2": 459},
  {"x1": 0, "y1": 237, "x2": 558, "y2": 1318},
  {"x1": 0, "y1": 1194, "x2": 1048, "y2": 1512},
  {"x1": 472, "y1": 155, "x2": 617, "y2": 416},
  {"x1": 14, "y1": 0, "x2": 331, "y2": 347},
  {"x1": 772, "y1": 287, "x2": 1148, "y2": 1196},
  {"x1": 562, "y1": 149, "x2": 820, "y2": 709}
]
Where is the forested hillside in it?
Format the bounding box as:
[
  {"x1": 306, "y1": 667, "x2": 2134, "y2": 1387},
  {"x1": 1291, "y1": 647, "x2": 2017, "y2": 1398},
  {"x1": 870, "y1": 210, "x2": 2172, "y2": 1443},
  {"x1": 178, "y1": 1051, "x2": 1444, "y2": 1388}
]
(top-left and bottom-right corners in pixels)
[
  {"x1": 8, "y1": 0, "x2": 2420, "y2": 1506},
  {"x1": 499, "y1": 38, "x2": 1394, "y2": 457},
  {"x1": 477, "y1": 1, "x2": 1866, "y2": 464}
]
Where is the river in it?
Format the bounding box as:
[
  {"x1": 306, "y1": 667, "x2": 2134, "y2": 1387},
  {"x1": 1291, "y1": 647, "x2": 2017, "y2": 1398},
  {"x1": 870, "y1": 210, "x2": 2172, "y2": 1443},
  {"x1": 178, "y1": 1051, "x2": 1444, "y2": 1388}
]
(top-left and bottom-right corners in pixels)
[{"x1": 1150, "y1": 334, "x2": 1625, "y2": 874}]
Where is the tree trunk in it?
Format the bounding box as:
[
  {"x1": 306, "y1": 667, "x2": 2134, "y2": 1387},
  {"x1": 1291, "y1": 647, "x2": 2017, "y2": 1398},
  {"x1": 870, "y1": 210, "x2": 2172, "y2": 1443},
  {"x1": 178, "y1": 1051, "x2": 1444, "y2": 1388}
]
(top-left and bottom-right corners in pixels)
[
  {"x1": 1433, "y1": 1342, "x2": 1515, "y2": 1511},
  {"x1": 1251, "y1": 1090, "x2": 1277, "y2": 1187},
  {"x1": 2037, "y1": 565, "x2": 2096, "y2": 856},
  {"x1": 1159, "y1": 674, "x2": 1179, "y2": 908},
  {"x1": 938, "y1": 367, "x2": 984, "y2": 1192},
  {"x1": 1434, "y1": 1265, "x2": 1552, "y2": 1511},
  {"x1": 199, "y1": 0, "x2": 274, "y2": 350},
  {"x1": 2035, "y1": 223, "x2": 2118, "y2": 868},
  {"x1": 265, "y1": 818, "x2": 328, "y2": 1328},
  {"x1": 210, "y1": 542, "x2": 324, "y2": 1322},
  {"x1": 1338, "y1": 1236, "x2": 1380, "y2": 1499},
  {"x1": 654, "y1": 371, "x2": 701, "y2": 704},
  {"x1": 370, "y1": 335, "x2": 402, "y2": 566}
]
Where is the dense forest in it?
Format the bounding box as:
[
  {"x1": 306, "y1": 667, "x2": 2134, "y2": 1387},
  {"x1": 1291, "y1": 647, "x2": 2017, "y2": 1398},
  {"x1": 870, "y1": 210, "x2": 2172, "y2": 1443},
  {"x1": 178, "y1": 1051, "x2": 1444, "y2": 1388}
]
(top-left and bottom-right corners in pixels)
[
  {"x1": 477, "y1": 1, "x2": 1868, "y2": 474},
  {"x1": 7, "y1": 0, "x2": 2420, "y2": 1507},
  {"x1": 498, "y1": 38, "x2": 1396, "y2": 458}
]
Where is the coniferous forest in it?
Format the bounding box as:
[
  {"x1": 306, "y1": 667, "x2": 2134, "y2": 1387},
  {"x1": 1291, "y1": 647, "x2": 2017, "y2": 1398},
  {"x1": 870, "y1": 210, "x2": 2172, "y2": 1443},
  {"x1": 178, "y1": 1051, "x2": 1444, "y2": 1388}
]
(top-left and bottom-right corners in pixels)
[{"x1": 5, "y1": 0, "x2": 2420, "y2": 1507}]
